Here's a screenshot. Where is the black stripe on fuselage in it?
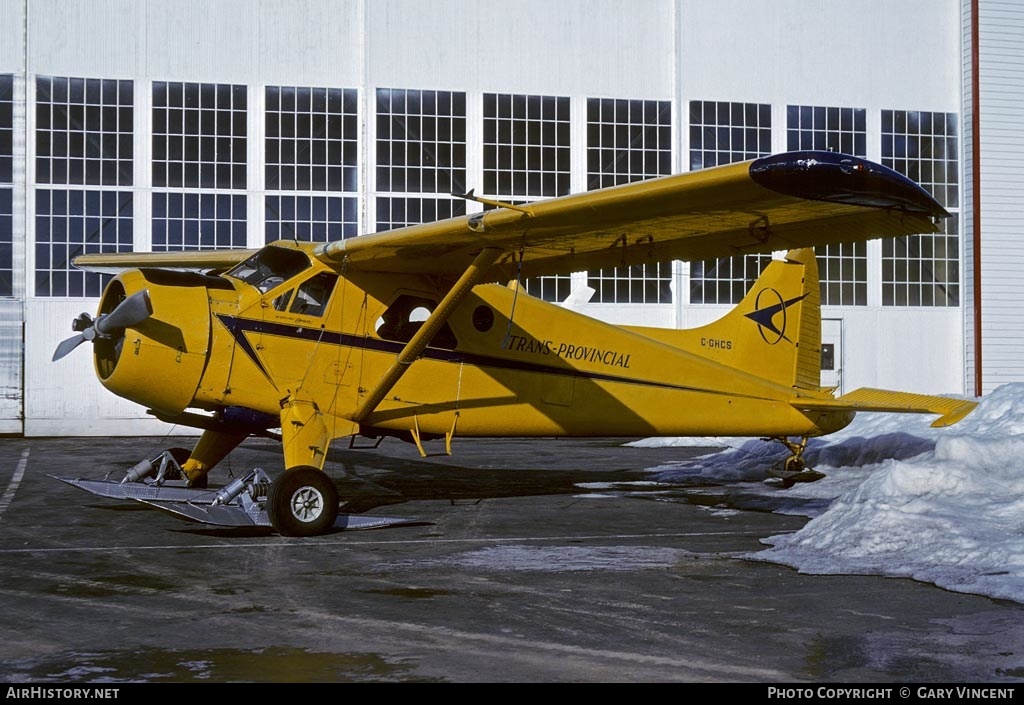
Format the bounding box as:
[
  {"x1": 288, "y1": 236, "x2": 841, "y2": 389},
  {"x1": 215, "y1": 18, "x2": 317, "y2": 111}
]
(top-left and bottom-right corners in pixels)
[{"x1": 215, "y1": 313, "x2": 737, "y2": 396}]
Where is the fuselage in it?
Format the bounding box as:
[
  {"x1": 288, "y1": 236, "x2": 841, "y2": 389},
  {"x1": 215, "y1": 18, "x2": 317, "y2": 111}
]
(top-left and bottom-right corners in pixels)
[{"x1": 94, "y1": 242, "x2": 854, "y2": 443}]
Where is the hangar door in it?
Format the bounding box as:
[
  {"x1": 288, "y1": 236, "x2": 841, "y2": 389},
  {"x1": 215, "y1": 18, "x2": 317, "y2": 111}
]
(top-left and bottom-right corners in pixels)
[{"x1": 821, "y1": 318, "x2": 843, "y2": 395}]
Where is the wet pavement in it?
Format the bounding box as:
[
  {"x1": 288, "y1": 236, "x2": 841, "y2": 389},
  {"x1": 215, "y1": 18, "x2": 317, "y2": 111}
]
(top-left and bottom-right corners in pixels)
[{"x1": 0, "y1": 434, "x2": 1022, "y2": 683}]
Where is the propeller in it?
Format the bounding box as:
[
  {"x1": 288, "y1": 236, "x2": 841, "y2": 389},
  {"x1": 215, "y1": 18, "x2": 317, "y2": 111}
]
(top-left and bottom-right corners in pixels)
[{"x1": 52, "y1": 289, "x2": 153, "y2": 362}]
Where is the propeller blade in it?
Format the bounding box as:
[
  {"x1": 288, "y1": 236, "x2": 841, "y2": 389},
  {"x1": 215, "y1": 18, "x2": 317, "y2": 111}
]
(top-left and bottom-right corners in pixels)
[
  {"x1": 52, "y1": 333, "x2": 86, "y2": 362},
  {"x1": 96, "y1": 290, "x2": 153, "y2": 335},
  {"x1": 52, "y1": 289, "x2": 152, "y2": 362}
]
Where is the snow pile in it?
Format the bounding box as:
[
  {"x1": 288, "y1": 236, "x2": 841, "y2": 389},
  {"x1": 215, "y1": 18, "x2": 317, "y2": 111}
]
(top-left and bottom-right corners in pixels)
[{"x1": 647, "y1": 383, "x2": 1024, "y2": 603}]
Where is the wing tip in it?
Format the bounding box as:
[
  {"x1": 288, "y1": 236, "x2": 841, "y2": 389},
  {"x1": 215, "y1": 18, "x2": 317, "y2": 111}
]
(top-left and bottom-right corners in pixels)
[
  {"x1": 750, "y1": 151, "x2": 950, "y2": 220},
  {"x1": 929, "y1": 399, "x2": 980, "y2": 428}
]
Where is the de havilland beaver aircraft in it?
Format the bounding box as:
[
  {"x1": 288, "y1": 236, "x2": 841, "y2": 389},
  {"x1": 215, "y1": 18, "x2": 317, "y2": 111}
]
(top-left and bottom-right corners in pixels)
[{"x1": 52, "y1": 151, "x2": 978, "y2": 536}]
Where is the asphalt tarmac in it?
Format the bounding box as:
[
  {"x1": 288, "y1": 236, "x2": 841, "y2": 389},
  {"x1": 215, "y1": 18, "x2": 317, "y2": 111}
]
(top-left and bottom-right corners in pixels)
[{"x1": 0, "y1": 434, "x2": 1022, "y2": 684}]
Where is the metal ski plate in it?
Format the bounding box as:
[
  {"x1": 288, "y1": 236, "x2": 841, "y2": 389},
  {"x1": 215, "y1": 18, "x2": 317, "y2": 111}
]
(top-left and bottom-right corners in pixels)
[
  {"x1": 53, "y1": 475, "x2": 419, "y2": 531},
  {"x1": 136, "y1": 497, "x2": 268, "y2": 527},
  {"x1": 136, "y1": 498, "x2": 419, "y2": 530},
  {"x1": 53, "y1": 476, "x2": 218, "y2": 503}
]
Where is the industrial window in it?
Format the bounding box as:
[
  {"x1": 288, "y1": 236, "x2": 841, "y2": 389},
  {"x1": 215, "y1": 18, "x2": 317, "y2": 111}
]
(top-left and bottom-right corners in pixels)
[
  {"x1": 152, "y1": 193, "x2": 246, "y2": 251},
  {"x1": 688, "y1": 100, "x2": 772, "y2": 304},
  {"x1": 818, "y1": 250, "x2": 868, "y2": 306},
  {"x1": 590, "y1": 261, "x2": 673, "y2": 305},
  {"x1": 152, "y1": 81, "x2": 246, "y2": 190},
  {"x1": 690, "y1": 256, "x2": 772, "y2": 305},
  {"x1": 152, "y1": 81, "x2": 247, "y2": 249},
  {"x1": 266, "y1": 86, "x2": 357, "y2": 192},
  {"x1": 34, "y1": 189, "x2": 133, "y2": 297},
  {"x1": 0, "y1": 75, "x2": 11, "y2": 297},
  {"x1": 483, "y1": 93, "x2": 570, "y2": 198},
  {"x1": 36, "y1": 76, "x2": 133, "y2": 187},
  {"x1": 483, "y1": 93, "x2": 570, "y2": 301},
  {"x1": 882, "y1": 217, "x2": 959, "y2": 306},
  {"x1": 265, "y1": 86, "x2": 359, "y2": 243},
  {"x1": 0, "y1": 189, "x2": 11, "y2": 297},
  {"x1": 586, "y1": 98, "x2": 673, "y2": 304},
  {"x1": 266, "y1": 195, "x2": 357, "y2": 243},
  {"x1": 0, "y1": 74, "x2": 12, "y2": 184},
  {"x1": 786, "y1": 105, "x2": 866, "y2": 155},
  {"x1": 470, "y1": 200, "x2": 563, "y2": 301},
  {"x1": 374, "y1": 88, "x2": 466, "y2": 233},
  {"x1": 690, "y1": 101, "x2": 770, "y2": 171},
  {"x1": 376, "y1": 88, "x2": 465, "y2": 194},
  {"x1": 34, "y1": 77, "x2": 134, "y2": 297},
  {"x1": 587, "y1": 99, "x2": 672, "y2": 189},
  {"x1": 523, "y1": 271, "x2": 571, "y2": 304},
  {"x1": 881, "y1": 110, "x2": 959, "y2": 307},
  {"x1": 375, "y1": 196, "x2": 465, "y2": 232},
  {"x1": 787, "y1": 104, "x2": 868, "y2": 306}
]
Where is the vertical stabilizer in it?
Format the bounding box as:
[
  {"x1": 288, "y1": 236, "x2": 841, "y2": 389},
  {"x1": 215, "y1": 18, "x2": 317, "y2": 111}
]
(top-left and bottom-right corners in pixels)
[{"x1": 680, "y1": 249, "x2": 822, "y2": 390}]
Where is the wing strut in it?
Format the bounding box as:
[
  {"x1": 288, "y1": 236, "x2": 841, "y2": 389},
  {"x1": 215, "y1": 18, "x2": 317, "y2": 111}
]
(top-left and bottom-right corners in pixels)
[{"x1": 349, "y1": 247, "x2": 503, "y2": 424}]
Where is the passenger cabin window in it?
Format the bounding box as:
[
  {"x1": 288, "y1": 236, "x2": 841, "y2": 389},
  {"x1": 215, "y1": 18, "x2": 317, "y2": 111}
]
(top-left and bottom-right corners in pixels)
[
  {"x1": 375, "y1": 294, "x2": 458, "y2": 350},
  {"x1": 227, "y1": 246, "x2": 310, "y2": 294}
]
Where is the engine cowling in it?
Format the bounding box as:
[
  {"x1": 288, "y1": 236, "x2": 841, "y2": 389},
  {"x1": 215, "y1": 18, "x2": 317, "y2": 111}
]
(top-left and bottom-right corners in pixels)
[{"x1": 92, "y1": 269, "x2": 212, "y2": 416}]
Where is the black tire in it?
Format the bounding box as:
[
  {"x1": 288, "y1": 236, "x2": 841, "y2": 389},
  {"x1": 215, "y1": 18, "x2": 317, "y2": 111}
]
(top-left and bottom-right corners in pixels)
[
  {"x1": 166, "y1": 447, "x2": 207, "y2": 489},
  {"x1": 267, "y1": 466, "x2": 339, "y2": 537}
]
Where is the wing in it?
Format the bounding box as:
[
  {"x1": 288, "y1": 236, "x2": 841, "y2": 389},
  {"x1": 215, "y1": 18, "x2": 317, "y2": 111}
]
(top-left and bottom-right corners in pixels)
[
  {"x1": 316, "y1": 151, "x2": 949, "y2": 279},
  {"x1": 73, "y1": 248, "x2": 260, "y2": 274},
  {"x1": 71, "y1": 151, "x2": 947, "y2": 280}
]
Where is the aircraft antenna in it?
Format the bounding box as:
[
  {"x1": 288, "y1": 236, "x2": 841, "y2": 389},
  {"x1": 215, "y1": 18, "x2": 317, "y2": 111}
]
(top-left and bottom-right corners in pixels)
[{"x1": 454, "y1": 189, "x2": 534, "y2": 216}]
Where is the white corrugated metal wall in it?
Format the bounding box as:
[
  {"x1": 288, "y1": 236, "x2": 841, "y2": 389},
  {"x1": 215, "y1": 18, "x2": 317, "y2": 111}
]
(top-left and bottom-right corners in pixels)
[
  {"x1": 963, "y1": 0, "x2": 1024, "y2": 395},
  {"x1": 0, "y1": 0, "x2": 987, "y2": 435}
]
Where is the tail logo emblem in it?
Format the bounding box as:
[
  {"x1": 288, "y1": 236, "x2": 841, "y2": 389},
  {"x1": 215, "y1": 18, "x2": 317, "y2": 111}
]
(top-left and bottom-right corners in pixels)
[{"x1": 744, "y1": 289, "x2": 808, "y2": 345}]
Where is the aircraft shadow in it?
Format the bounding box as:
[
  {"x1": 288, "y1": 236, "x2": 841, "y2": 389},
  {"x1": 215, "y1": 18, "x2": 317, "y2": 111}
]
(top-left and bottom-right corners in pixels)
[{"x1": 217, "y1": 435, "x2": 661, "y2": 514}]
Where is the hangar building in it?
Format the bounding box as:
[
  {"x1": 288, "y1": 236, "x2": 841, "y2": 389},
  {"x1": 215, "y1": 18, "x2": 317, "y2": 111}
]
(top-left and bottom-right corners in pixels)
[{"x1": 0, "y1": 0, "x2": 1019, "y2": 435}]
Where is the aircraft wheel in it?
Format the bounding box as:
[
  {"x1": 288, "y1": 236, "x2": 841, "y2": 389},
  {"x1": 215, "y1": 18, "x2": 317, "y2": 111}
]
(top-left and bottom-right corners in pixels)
[
  {"x1": 267, "y1": 466, "x2": 339, "y2": 537},
  {"x1": 166, "y1": 447, "x2": 207, "y2": 489}
]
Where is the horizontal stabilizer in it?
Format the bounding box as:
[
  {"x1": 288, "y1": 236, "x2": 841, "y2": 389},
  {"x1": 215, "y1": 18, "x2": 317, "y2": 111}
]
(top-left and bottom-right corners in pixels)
[{"x1": 793, "y1": 388, "x2": 978, "y2": 428}]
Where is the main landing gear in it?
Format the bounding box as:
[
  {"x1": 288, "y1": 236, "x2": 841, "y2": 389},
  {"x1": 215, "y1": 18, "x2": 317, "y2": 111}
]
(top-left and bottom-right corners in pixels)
[
  {"x1": 121, "y1": 447, "x2": 207, "y2": 488},
  {"x1": 267, "y1": 466, "x2": 339, "y2": 537},
  {"x1": 764, "y1": 436, "x2": 826, "y2": 488},
  {"x1": 53, "y1": 447, "x2": 417, "y2": 535}
]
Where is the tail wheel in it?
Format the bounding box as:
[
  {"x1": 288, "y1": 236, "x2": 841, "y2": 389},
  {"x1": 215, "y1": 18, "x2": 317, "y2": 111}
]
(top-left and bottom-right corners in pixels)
[{"x1": 267, "y1": 466, "x2": 339, "y2": 537}]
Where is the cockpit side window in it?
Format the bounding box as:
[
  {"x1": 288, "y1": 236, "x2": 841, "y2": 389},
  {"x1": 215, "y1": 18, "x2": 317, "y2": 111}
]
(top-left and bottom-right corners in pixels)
[
  {"x1": 273, "y1": 289, "x2": 294, "y2": 311},
  {"x1": 375, "y1": 294, "x2": 458, "y2": 350},
  {"x1": 289, "y1": 272, "x2": 338, "y2": 317},
  {"x1": 226, "y1": 247, "x2": 311, "y2": 294}
]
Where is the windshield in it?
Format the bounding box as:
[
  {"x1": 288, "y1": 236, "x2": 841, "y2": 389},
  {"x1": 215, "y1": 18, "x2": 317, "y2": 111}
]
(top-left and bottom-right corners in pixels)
[{"x1": 226, "y1": 247, "x2": 311, "y2": 294}]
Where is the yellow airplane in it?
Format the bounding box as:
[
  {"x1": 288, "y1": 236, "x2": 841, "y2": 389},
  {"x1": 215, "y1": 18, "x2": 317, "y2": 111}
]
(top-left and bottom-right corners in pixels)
[{"x1": 52, "y1": 151, "x2": 977, "y2": 536}]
